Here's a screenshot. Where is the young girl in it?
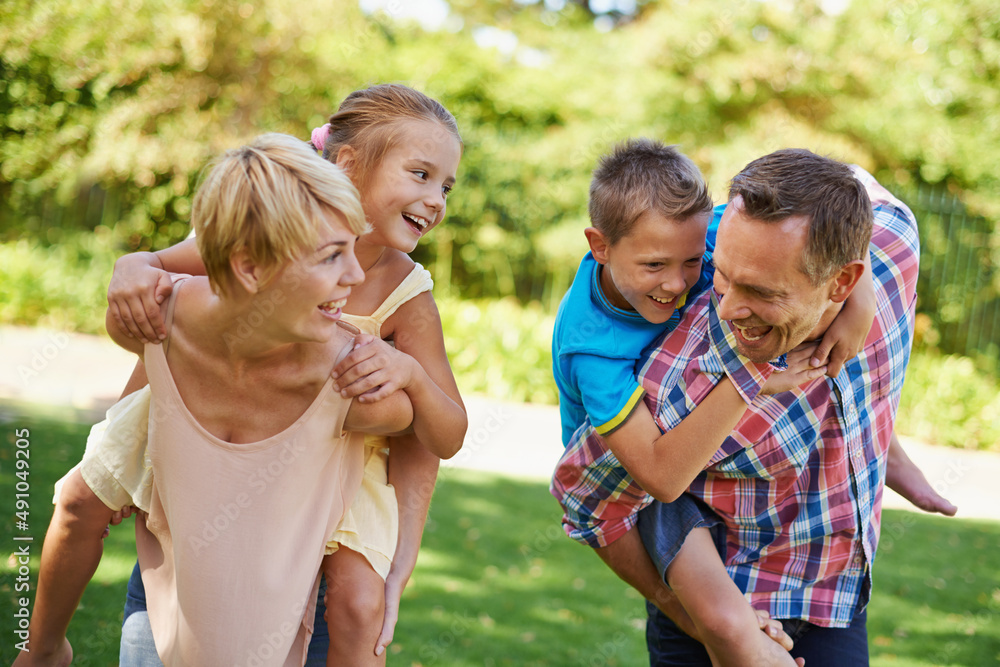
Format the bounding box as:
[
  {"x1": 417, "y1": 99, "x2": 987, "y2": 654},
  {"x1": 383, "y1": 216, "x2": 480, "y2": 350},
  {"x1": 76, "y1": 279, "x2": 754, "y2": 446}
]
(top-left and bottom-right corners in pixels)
[{"x1": 52, "y1": 84, "x2": 468, "y2": 666}]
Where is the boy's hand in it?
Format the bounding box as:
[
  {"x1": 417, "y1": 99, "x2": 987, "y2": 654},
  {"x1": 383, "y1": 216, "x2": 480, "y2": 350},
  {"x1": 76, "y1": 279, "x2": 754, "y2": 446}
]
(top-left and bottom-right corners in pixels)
[
  {"x1": 760, "y1": 343, "x2": 827, "y2": 396},
  {"x1": 332, "y1": 335, "x2": 417, "y2": 403},
  {"x1": 814, "y1": 258, "x2": 876, "y2": 377},
  {"x1": 107, "y1": 252, "x2": 173, "y2": 344}
]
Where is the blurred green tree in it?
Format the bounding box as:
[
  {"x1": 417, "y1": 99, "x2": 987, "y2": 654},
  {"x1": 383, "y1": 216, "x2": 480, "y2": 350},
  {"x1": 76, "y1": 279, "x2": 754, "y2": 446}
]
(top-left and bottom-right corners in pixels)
[{"x1": 1, "y1": 0, "x2": 997, "y2": 366}]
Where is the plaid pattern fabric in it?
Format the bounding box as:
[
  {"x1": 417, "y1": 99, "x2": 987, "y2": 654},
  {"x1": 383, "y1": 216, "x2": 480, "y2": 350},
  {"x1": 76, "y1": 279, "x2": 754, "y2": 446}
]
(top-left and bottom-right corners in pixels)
[
  {"x1": 549, "y1": 303, "x2": 779, "y2": 549},
  {"x1": 636, "y1": 167, "x2": 918, "y2": 627}
]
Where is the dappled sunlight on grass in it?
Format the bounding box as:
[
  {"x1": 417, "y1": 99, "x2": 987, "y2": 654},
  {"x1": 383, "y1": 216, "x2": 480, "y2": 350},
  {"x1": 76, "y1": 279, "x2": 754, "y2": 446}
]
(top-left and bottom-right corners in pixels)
[{"x1": 2, "y1": 408, "x2": 998, "y2": 665}]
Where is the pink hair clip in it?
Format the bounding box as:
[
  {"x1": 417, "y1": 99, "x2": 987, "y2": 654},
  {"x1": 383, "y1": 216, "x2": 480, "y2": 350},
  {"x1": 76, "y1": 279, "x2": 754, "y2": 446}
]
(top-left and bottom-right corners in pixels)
[{"x1": 310, "y1": 123, "x2": 331, "y2": 152}]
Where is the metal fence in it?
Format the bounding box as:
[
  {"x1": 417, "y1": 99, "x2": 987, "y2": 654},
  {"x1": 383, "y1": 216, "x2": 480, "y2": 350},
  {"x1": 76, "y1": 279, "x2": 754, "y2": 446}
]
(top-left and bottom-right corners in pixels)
[{"x1": 897, "y1": 182, "x2": 999, "y2": 375}]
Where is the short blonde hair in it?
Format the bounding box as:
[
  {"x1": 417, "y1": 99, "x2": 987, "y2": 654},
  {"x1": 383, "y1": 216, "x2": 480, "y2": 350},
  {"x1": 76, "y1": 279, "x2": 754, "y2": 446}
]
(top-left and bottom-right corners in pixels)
[{"x1": 192, "y1": 133, "x2": 368, "y2": 296}]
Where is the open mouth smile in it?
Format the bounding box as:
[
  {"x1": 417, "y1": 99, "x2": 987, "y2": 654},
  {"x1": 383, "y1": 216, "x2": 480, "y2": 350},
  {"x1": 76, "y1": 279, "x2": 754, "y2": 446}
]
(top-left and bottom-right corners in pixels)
[
  {"x1": 402, "y1": 212, "x2": 430, "y2": 233},
  {"x1": 649, "y1": 294, "x2": 678, "y2": 308},
  {"x1": 734, "y1": 323, "x2": 772, "y2": 341},
  {"x1": 318, "y1": 298, "x2": 347, "y2": 317}
]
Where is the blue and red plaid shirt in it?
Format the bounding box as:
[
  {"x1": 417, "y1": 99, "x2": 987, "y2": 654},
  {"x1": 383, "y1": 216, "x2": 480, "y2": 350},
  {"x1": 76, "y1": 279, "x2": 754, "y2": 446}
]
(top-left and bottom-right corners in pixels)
[{"x1": 556, "y1": 167, "x2": 918, "y2": 627}]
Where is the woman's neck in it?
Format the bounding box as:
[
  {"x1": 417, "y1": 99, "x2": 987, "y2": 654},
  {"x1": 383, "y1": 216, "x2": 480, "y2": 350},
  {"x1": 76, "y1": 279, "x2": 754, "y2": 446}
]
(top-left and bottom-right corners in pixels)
[{"x1": 195, "y1": 290, "x2": 302, "y2": 366}]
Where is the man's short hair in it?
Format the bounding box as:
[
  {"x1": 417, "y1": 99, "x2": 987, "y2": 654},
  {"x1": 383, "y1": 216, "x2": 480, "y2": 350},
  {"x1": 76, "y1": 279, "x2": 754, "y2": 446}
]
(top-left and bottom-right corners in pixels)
[
  {"x1": 193, "y1": 133, "x2": 369, "y2": 297},
  {"x1": 589, "y1": 138, "x2": 713, "y2": 246},
  {"x1": 728, "y1": 148, "x2": 873, "y2": 284}
]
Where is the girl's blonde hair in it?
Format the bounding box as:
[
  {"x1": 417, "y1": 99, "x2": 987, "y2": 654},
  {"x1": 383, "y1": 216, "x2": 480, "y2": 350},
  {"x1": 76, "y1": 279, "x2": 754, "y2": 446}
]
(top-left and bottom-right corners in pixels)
[
  {"x1": 319, "y1": 84, "x2": 462, "y2": 192},
  {"x1": 193, "y1": 133, "x2": 368, "y2": 297}
]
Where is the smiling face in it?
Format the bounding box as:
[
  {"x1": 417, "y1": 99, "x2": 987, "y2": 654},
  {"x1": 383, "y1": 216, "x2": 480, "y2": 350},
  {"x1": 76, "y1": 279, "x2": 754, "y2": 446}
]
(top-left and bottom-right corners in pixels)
[
  {"x1": 264, "y1": 211, "x2": 365, "y2": 343},
  {"x1": 357, "y1": 119, "x2": 462, "y2": 253},
  {"x1": 712, "y1": 199, "x2": 841, "y2": 363},
  {"x1": 592, "y1": 209, "x2": 709, "y2": 325}
]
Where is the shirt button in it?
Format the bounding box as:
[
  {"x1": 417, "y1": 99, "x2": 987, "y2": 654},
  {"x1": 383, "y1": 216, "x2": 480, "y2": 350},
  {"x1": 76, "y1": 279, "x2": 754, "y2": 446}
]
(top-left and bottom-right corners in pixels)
[{"x1": 854, "y1": 555, "x2": 863, "y2": 564}]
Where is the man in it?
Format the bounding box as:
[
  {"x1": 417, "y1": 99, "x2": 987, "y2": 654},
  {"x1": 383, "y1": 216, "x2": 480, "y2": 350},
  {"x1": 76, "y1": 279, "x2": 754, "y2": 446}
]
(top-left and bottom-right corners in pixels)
[{"x1": 634, "y1": 148, "x2": 920, "y2": 665}]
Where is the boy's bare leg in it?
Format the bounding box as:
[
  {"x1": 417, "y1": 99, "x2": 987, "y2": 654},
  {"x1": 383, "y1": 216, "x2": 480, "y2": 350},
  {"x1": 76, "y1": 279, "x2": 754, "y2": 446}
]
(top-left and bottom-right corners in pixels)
[
  {"x1": 885, "y1": 432, "x2": 957, "y2": 516},
  {"x1": 594, "y1": 527, "x2": 798, "y2": 664},
  {"x1": 668, "y1": 528, "x2": 798, "y2": 666},
  {"x1": 13, "y1": 470, "x2": 115, "y2": 667},
  {"x1": 594, "y1": 528, "x2": 700, "y2": 638},
  {"x1": 322, "y1": 548, "x2": 386, "y2": 667}
]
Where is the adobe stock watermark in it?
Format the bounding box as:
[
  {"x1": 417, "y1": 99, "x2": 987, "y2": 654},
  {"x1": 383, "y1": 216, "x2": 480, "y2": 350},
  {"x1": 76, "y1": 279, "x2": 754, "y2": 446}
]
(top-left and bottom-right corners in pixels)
[
  {"x1": 189, "y1": 436, "x2": 309, "y2": 557},
  {"x1": 238, "y1": 595, "x2": 311, "y2": 667},
  {"x1": 15, "y1": 331, "x2": 69, "y2": 387},
  {"x1": 442, "y1": 404, "x2": 511, "y2": 469},
  {"x1": 415, "y1": 611, "x2": 477, "y2": 666}
]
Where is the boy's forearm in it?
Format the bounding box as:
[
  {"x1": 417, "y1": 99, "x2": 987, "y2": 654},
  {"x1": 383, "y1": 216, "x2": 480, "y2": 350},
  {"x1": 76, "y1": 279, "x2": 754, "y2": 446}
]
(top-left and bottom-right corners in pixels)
[
  {"x1": 609, "y1": 377, "x2": 749, "y2": 503},
  {"x1": 649, "y1": 378, "x2": 747, "y2": 497}
]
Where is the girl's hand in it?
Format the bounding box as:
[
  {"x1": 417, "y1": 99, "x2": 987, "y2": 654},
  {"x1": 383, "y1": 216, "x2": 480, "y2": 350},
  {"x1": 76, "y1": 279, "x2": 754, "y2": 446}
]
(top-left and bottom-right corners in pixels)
[
  {"x1": 374, "y1": 576, "x2": 404, "y2": 656},
  {"x1": 332, "y1": 335, "x2": 418, "y2": 403},
  {"x1": 760, "y1": 343, "x2": 827, "y2": 396},
  {"x1": 107, "y1": 252, "x2": 174, "y2": 344}
]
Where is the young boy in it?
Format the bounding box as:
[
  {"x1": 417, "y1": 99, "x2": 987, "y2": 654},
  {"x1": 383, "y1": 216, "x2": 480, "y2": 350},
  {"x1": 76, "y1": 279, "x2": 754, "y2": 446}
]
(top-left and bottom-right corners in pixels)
[{"x1": 550, "y1": 139, "x2": 950, "y2": 665}]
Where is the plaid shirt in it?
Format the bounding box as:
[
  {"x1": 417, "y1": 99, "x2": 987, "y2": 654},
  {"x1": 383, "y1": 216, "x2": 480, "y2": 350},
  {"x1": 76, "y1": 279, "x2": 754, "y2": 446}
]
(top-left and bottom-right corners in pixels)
[{"x1": 637, "y1": 167, "x2": 918, "y2": 627}]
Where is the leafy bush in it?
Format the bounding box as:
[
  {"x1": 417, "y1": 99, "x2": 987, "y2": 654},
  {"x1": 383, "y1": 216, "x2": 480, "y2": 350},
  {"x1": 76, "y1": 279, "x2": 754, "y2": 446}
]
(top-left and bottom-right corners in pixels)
[
  {"x1": 896, "y1": 351, "x2": 1000, "y2": 452},
  {"x1": 3, "y1": 236, "x2": 997, "y2": 452},
  {"x1": 438, "y1": 297, "x2": 558, "y2": 405},
  {"x1": 0, "y1": 233, "x2": 115, "y2": 333}
]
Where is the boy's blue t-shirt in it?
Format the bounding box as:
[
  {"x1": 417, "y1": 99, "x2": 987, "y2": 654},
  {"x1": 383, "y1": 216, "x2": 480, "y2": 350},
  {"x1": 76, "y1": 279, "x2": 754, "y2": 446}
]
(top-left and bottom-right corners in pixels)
[{"x1": 552, "y1": 215, "x2": 718, "y2": 446}]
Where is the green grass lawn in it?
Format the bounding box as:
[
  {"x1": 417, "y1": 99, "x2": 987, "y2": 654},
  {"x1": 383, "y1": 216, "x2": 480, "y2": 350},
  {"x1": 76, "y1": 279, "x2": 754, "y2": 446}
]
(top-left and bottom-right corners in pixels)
[{"x1": 2, "y1": 406, "x2": 998, "y2": 666}]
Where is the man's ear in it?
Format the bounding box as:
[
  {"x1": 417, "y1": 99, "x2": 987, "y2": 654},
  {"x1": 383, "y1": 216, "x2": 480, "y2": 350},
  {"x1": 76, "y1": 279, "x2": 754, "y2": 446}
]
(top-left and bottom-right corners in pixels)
[
  {"x1": 584, "y1": 227, "x2": 612, "y2": 265},
  {"x1": 335, "y1": 145, "x2": 357, "y2": 179},
  {"x1": 828, "y1": 259, "x2": 866, "y2": 303},
  {"x1": 230, "y1": 249, "x2": 261, "y2": 295}
]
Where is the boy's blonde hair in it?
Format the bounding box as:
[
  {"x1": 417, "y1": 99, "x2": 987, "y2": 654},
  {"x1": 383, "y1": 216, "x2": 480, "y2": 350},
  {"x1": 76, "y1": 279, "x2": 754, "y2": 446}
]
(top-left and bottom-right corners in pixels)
[
  {"x1": 589, "y1": 138, "x2": 713, "y2": 245},
  {"x1": 318, "y1": 83, "x2": 462, "y2": 192},
  {"x1": 193, "y1": 133, "x2": 368, "y2": 297}
]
